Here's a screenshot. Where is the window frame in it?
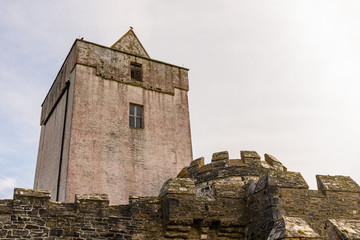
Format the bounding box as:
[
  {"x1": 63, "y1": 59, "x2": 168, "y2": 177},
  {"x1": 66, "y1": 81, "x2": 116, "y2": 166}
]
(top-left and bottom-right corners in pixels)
[
  {"x1": 129, "y1": 103, "x2": 144, "y2": 129},
  {"x1": 130, "y1": 62, "x2": 142, "y2": 82}
]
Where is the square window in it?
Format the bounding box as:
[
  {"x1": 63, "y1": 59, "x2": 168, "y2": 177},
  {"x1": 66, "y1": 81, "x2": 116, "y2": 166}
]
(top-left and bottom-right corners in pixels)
[
  {"x1": 129, "y1": 104, "x2": 143, "y2": 128},
  {"x1": 131, "y1": 63, "x2": 142, "y2": 81}
]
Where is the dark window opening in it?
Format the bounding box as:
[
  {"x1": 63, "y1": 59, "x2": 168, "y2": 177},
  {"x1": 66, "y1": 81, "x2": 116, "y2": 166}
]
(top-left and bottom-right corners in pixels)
[
  {"x1": 129, "y1": 104, "x2": 143, "y2": 128},
  {"x1": 131, "y1": 63, "x2": 142, "y2": 81}
]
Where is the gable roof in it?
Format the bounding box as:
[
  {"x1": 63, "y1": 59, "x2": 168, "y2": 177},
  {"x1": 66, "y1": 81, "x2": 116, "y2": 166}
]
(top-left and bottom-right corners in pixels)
[{"x1": 111, "y1": 29, "x2": 150, "y2": 58}]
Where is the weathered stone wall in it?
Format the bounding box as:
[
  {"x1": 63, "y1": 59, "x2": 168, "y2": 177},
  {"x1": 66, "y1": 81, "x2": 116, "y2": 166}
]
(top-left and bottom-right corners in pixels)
[
  {"x1": 0, "y1": 189, "x2": 159, "y2": 239},
  {"x1": 245, "y1": 170, "x2": 360, "y2": 239},
  {"x1": 326, "y1": 219, "x2": 360, "y2": 239},
  {"x1": 246, "y1": 171, "x2": 310, "y2": 239},
  {"x1": 177, "y1": 150, "x2": 360, "y2": 239},
  {"x1": 20, "y1": 150, "x2": 360, "y2": 239}
]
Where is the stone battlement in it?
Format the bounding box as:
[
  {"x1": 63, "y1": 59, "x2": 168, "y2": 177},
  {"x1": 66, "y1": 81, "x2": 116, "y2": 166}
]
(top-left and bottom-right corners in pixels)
[
  {"x1": 1, "y1": 151, "x2": 360, "y2": 239},
  {"x1": 179, "y1": 151, "x2": 287, "y2": 183}
]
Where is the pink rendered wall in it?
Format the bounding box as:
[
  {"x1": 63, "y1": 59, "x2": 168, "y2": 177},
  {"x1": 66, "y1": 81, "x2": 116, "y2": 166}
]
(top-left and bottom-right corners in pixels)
[
  {"x1": 34, "y1": 59, "x2": 76, "y2": 202},
  {"x1": 65, "y1": 62, "x2": 192, "y2": 204},
  {"x1": 34, "y1": 95, "x2": 66, "y2": 199},
  {"x1": 35, "y1": 40, "x2": 192, "y2": 204}
]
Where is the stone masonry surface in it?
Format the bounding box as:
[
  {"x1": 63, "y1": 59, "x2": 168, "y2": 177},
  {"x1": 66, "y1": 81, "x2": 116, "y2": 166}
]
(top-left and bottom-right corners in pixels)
[{"x1": 1, "y1": 150, "x2": 360, "y2": 239}]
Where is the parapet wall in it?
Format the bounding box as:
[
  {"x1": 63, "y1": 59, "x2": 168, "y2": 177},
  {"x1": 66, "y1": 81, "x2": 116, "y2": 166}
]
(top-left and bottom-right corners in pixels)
[
  {"x1": 2, "y1": 150, "x2": 360, "y2": 239},
  {"x1": 178, "y1": 151, "x2": 287, "y2": 184},
  {"x1": 247, "y1": 169, "x2": 360, "y2": 239},
  {"x1": 0, "y1": 189, "x2": 160, "y2": 239}
]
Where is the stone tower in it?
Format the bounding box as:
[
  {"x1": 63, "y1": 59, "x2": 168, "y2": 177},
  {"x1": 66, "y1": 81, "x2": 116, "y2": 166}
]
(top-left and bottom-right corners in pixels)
[{"x1": 34, "y1": 29, "x2": 193, "y2": 204}]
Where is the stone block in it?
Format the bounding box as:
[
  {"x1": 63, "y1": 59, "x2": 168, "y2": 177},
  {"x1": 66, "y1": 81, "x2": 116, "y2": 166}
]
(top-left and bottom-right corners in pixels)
[
  {"x1": 198, "y1": 164, "x2": 212, "y2": 173},
  {"x1": 177, "y1": 167, "x2": 189, "y2": 178},
  {"x1": 211, "y1": 151, "x2": 229, "y2": 168},
  {"x1": 241, "y1": 151, "x2": 261, "y2": 167},
  {"x1": 13, "y1": 188, "x2": 51, "y2": 199},
  {"x1": 212, "y1": 181, "x2": 244, "y2": 198},
  {"x1": 255, "y1": 171, "x2": 308, "y2": 193},
  {"x1": 191, "y1": 157, "x2": 205, "y2": 168},
  {"x1": 13, "y1": 188, "x2": 51, "y2": 207},
  {"x1": 241, "y1": 151, "x2": 260, "y2": 159},
  {"x1": 187, "y1": 157, "x2": 205, "y2": 177},
  {"x1": 316, "y1": 175, "x2": 360, "y2": 192},
  {"x1": 326, "y1": 219, "x2": 360, "y2": 240},
  {"x1": 75, "y1": 193, "x2": 109, "y2": 217},
  {"x1": 268, "y1": 216, "x2": 320, "y2": 239},
  {"x1": 159, "y1": 178, "x2": 195, "y2": 197},
  {"x1": 229, "y1": 159, "x2": 245, "y2": 167},
  {"x1": 264, "y1": 154, "x2": 286, "y2": 171}
]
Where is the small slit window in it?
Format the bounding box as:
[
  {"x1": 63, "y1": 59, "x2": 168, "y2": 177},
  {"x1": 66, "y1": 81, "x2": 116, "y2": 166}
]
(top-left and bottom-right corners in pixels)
[
  {"x1": 131, "y1": 63, "x2": 142, "y2": 81},
  {"x1": 129, "y1": 104, "x2": 143, "y2": 128}
]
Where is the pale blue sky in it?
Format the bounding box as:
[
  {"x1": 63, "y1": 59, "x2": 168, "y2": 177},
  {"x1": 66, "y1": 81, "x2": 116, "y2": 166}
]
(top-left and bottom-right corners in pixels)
[{"x1": 1, "y1": 0, "x2": 360, "y2": 199}]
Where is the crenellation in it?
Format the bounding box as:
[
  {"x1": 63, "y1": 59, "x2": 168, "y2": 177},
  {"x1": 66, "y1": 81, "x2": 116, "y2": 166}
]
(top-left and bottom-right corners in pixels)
[
  {"x1": 241, "y1": 150, "x2": 261, "y2": 167},
  {"x1": 211, "y1": 151, "x2": 230, "y2": 168},
  {"x1": 1, "y1": 163, "x2": 360, "y2": 239},
  {"x1": 181, "y1": 151, "x2": 288, "y2": 185},
  {"x1": 186, "y1": 157, "x2": 205, "y2": 178},
  {"x1": 316, "y1": 175, "x2": 360, "y2": 193},
  {"x1": 75, "y1": 193, "x2": 110, "y2": 218},
  {"x1": 159, "y1": 178, "x2": 195, "y2": 198},
  {"x1": 4, "y1": 150, "x2": 360, "y2": 239}
]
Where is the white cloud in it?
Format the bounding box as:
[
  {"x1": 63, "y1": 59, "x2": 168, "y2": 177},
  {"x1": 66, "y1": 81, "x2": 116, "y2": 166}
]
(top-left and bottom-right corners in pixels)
[{"x1": 0, "y1": 177, "x2": 16, "y2": 199}]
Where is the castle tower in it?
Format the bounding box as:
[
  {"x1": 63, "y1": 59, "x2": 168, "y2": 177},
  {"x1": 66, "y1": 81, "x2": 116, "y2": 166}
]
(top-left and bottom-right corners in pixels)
[{"x1": 34, "y1": 30, "x2": 193, "y2": 204}]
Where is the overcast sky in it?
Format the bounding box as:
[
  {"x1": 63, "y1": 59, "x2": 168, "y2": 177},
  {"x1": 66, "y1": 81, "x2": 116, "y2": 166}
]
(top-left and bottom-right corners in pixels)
[{"x1": 1, "y1": 0, "x2": 360, "y2": 199}]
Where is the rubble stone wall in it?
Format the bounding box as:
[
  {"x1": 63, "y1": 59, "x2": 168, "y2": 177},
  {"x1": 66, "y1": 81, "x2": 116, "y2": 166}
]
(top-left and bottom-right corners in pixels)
[
  {"x1": 246, "y1": 171, "x2": 360, "y2": 239},
  {"x1": 4, "y1": 151, "x2": 360, "y2": 239}
]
